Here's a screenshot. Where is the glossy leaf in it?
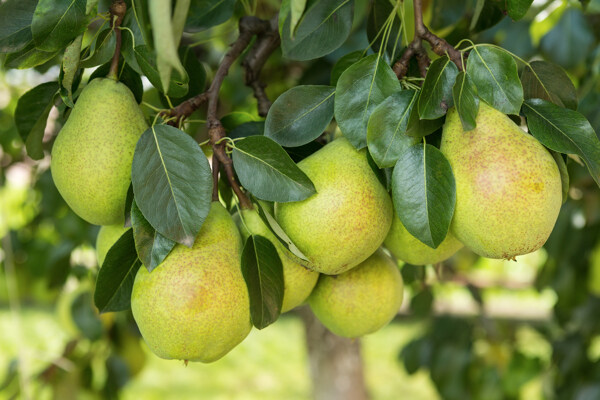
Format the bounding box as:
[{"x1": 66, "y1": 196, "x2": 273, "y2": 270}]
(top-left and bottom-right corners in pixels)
[
  {"x1": 452, "y1": 71, "x2": 479, "y2": 131},
  {"x1": 130, "y1": 200, "x2": 176, "y2": 272},
  {"x1": 131, "y1": 125, "x2": 213, "y2": 247},
  {"x1": 3, "y1": 41, "x2": 58, "y2": 69},
  {"x1": 230, "y1": 121, "x2": 265, "y2": 139},
  {"x1": 418, "y1": 56, "x2": 459, "y2": 120},
  {"x1": 241, "y1": 235, "x2": 284, "y2": 330},
  {"x1": 392, "y1": 143, "x2": 456, "y2": 248},
  {"x1": 405, "y1": 104, "x2": 445, "y2": 138},
  {"x1": 185, "y1": 0, "x2": 235, "y2": 31},
  {"x1": 367, "y1": 90, "x2": 420, "y2": 168},
  {"x1": 523, "y1": 99, "x2": 600, "y2": 187},
  {"x1": 367, "y1": 0, "x2": 402, "y2": 57},
  {"x1": 466, "y1": 45, "x2": 523, "y2": 115},
  {"x1": 0, "y1": 0, "x2": 36, "y2": 53},
  {"x1": 232, "y1": 136, "x2": 316, "y2": 202},
  {"x1": 31, "y1": 0, "x2": 88, "y2": 52},
  {"x1": 507, "y1": 0, "x2": 533, "y2": 20},
  {"x1": 265, "y1": 85, "x2": 335, "y2": 147},
  {"x1": 330, "y1": 50, "x2": 362, "y2": 86},
  {"x1": 134, "y1": 45, "x2": 189, "y2": 97},
  {"x1": 521, "y1": 60, "x2": 577, "y2": 110},
  {"x1": 335, "y1": 54, "x2": 401, "y2": 149},
  {"x1": 80, "y1": 29, "x2": 115, "y2": 68}
]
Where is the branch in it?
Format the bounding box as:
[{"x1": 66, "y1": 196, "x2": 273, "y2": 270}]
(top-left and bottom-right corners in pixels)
[{"x1": 108, "y1": 0, "x2": 126, "y2": 80}]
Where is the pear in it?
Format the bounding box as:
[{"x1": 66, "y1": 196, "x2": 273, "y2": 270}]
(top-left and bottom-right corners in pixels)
[
  {"x1": 308, "y1": 249, "x2": 404, "y2": 338},
  {"x1": 234, "y1": 208, "x2": 319, "y2": 313},
  {"x1": 95, "y1": 224, "x2": 128, "y2": 266},
  {"x1": 275, "y1": 138, "x2": 393, "y2": 275},
  {"x1": 440, "y1": 102, "x2": 562, "y2": 259},
  {"x1": 131, "y1": 202, "x2": 251, "y2": 362},
  {"x1": 51, "y1": 78, "x2": 148, "y2": 226},
  {"x1": 385, "y1": 211, "x2": 463, "y2": 265}
]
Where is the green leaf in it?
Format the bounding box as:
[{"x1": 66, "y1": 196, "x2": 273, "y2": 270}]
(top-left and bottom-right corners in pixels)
[
  {"x1": 185, "y1": 0, "x2": 235, "y2": 31},
  {"x1": 79, "y1": 28, "x2": 115, "y2": 68},
  {"x1": 405, "y1": 103, "x2": 445, "y2": 138},
  {"x1": 31, "y1": 0, "x2": 88, "y2": 52},
  {"x1": 367, "y1": 90, "x2": 420, "y2": 168},
  {"x1": 72, "y1": 292, "x2": 103, "y2": 340},
  {"x1": 241, "y1": 235, "x2": 284, "y2": 329},
  {"x1": 0, "y1": 0, "x2": 37, "y2": 53},
  {"x1": 418, "y1": 56, "x2": 459, "y2": 120},
  {"x1": 550, "y1": 151, "x2": 569, "y2": 204},
  {"x1": 507, "y1": 0, "x2": 533, "y2": 20},
  {"x1": 3, "y1": 41, "x2": 58, "y2": 69},
  {"x1": 131, "y1": 200, "x2": 176, "y2": 272},
  {"x1": 171, "y1": 0, "x2": 191, "y2": 46},
  {"x1": 523, "y1": 99, "x2": 600, "y2": 187},
  {"x1": 466, "y1": 45, "x2": 523, "y2": 115},
  {"x1": 265, "y1": 85, "x2": 335, "y2": 147},
  {"x1": 121, "y1": 7, "x2": 148, "y2": 74},
  {"x1": 134, "y1": 45, "x2": 189, "y2": 97},
  {"x1": 60, "y1": 34, "x2": 83, "y2": 107},
  {"x1": 232, "y1": 136, "x2": 316, "y2": 202},
  {"x1": 131, "y1": 125, "x2": 213, "y2": 247},
  {"x1": 94, "y1": 229, "x2": 142, "y2": 313},
  {"x1": 540, "y1": 8, "x2": 594, "y2": 69},
  {"x1": 367, "y1": 0, "x2": 402, "y2": 57},
  {"x1": 330, "y1": 50, "x2": 362, "y2": 86},
  {"x1": 290, "y1": 0, "x2": 308, "y2": 36},
  {"x1": 14, "y1": 81, "x2": 59, "y2": 160},
  {"x1": 452, "y1": 71, "x2": 479, "y2": 131},
  {"x1": 392, "y1": 143, "x2": 456, "y2": 248},
  {"x1": 520, "y1": 60, "x2": 577, "y2": 110},
  {"x1": 230, "y1": 121, "x2": 265, "y2": 139},
  {"x1": 281, "y1": 0, "x2": 354, "y2": 61},
  {"x1": 335, "y1": 54, "x2": 401, "y2": 149}
]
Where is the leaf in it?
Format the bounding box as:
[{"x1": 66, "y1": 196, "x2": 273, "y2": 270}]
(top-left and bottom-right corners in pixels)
[
  {"x1": 232, "y1": 136, "x2": 316, "y2": 202},
  {"x1": 330, "y1": 50, "x2": 362, "y2": 86},
  {"x1": 60, "y1": 34, "x2": 83, "y2": 107},
  {"x1": 392, "y1": 143, "x2": 456, "y2": 248},
  {"x1": 134, "y1": 45, "x2": 189, "y2": 97},
  {"x1": 540, "y1": 8, "x2": 594, "y2": 69},
  {"x1": 171, "y1": 0, "x2": 190, "y2": 46},
  {"x1": 131, "y1": 125, "x2": 213, "y2": 247},
  {"x1": 418, "y1": 56, "x2": 459, "y2": 120},
  {"x1": 550, "y1": 151, "x2": 569, "y2": 204},
  {"x1": 335, "y1": 54, "x2": 401, "y2": 149},
  {"x1": 0, "y1": 0, "x2": 37, "y2": 53},
  {"x1": 507, "y1": 0, "x2": 533, "y2": 20},
  {"x1": 124, "y1": 183, "x2": 134, "y2": 227},
  {"x1": 79, "y1": 28, "x2": 115, "y2": 68},
  {"x1": 241, "y1": 235, "x2": 284, "y2": 329},
  {"x1": 290, "y1": 0, "x2": 308, "y2": 36},
  {"x1": 3, "y1": 41, "x2": 58, "y2": 69},
  {"x1": 520, "y1": 60, "x2": 577, "y2": 110},
  {"x1": 367, "y1": 0, "x2": 402, "y2": 57},
  {"x1": 452, "y1": 71, "x2": 479, "y2": 131},
  {"x1": 121, "y1": 7, "x2": 147, "y2": 74},
  {"x1": 466, "y1": 45, "x2": 523, "y2": 115},
  {"x1": 31, "y1": 0, "x2": 88, "y2": 52},
  {"x1": 230, "y1": 121, "x2": 265, "y2": 139},
  {"x1": 367, "y1": 90, "x2": 420, "y2": 168},
  {"x1": 94, "y1": 229, "x2": 142, "y2": 313},
  {"x1": 281, "y1": 0, "x2": 354, "y2": 61},
  {"x1": 265, "y1": 85, "x2": 335, "y2": 147},
  {"x1": 405, "y1": 104, "x2": 445, "y2": 138},
  {"x1": 14, "y1": 81, "x2": 59, "y2": 160},
  {"x1": 523, "y1": 99, "x2": 600, "y2": 187},
  {"x1": 72, "y1": 292, "x2": 103, "y2": 340},
  {"x1": 130, "y1": 200, "x2": 176, "y2": 272},
  {"x1": 185, "y1": 0, "x2": 235, "y2": 31}
]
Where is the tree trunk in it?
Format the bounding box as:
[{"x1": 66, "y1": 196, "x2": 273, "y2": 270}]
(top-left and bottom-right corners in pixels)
[{"x1": 298, "y1": 306, "x2": 370, "y2": 400}]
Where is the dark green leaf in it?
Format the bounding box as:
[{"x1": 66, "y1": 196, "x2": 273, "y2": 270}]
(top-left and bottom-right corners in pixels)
[
  {"x1": 392, "y1": 143, "x2": 456, "y2": 248},
  {"x1": 131, "y1": 200, "x2": 176, "y2": 272},
  {"x1": 523, "y1": 99, "x2": 600, "y2": 187},
  {"x1": 185, "y1": 0, "x2": 235, "y2": 31},
  {"x1": 335, "y1": 54, "x2": 401, "y2": 149},
  {"x1": 170, "y1": 46, "x2": 206, "y2": 104},
  {"x1": 367, "y1": 90, "x2": 420, "y2": 168},
  {"x1": 507, "y1": 0, "x2": 533, "y2": 20},
  {"x1": 520, "y1": 60, "x2": 577, "y2": 110},
  {"x1": 222, "y1": 112, "x2": 260, "y2": 131},
  {"x1": 124, "y1": 184, "x2": 134, "y2": 227},
  {"x1": 89, "y1": 60, "x2": 144, "y2": 104},
  {"x1": 14, "y1": 81, "x2": 59, "y2": 160},
  {"x1": 466, "y1": 45, "x2": 523, "y2": 114},
  {"x1": 281, "y1": 0, "x2": 354, "y2": 61},
  {"x1": 430, "y1": 0, "x2": 467, "y2": 30},
  {"x1": 232, "y1": 136, "x2": 316, "y2": 202},
  {"x1": 452, "y1": 71, "x2": 479, "y2": 131},
  {"x1": 241, "y1": 235, "x2": 284, "y2": 329},
  {"x1": 80, "y1": 29, "x2": 115, "y2": 68},
  {"x1": 265, "y1": 85, "x2": 335, "y2": 147},
  {"x1": 134, "y1": 45, "x2": 189, "y2": 97},
  {"x1": 121, "y1": 7, "x2": 147, "y2": 74},
  {"x1": 418, "y1": 56, "x2": 459, "y2": 120},
  {"x1": 94, "y1": 229, "x2": 142, "y2": 313},
  {"x1": 31, "y1": 0, "x2": 88, "y2": 52},
  {"x1": 230, "y1": 121, "x2": 265, "y2": 139},
  {"x1": 131, "y1": 125, "x2": 213, "y2": 247},
  {"x1": 285, "y1": 141, "x2": 324, "y2": 163},
  {"x1": 330, "y1": 50, "x2": 362, "y2": 86},
  {"x1": 367, "y1": 0, "x2": 402, "y2": 57},
  {"x1": 405, "y1": 103, "x2": 445, "y2": 138},
  {"x1": 3, "y1": 41, "x2": 58, "y2": 69},
  {"x1": 470, "y1": 0, "x2": 505, "y2": 32},
  {"x1": 0, "y1": 0, "x2": 37, "y2": 53},
  {"x1": 540, "y1": 8, "x2": 594, "y2": 69}
]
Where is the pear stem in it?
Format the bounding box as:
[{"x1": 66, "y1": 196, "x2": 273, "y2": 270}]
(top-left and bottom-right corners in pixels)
[{"x1": 108, "y1": 0, "x2": 126, "y2": 80}]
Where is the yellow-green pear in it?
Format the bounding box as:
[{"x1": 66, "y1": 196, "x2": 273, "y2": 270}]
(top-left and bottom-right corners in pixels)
[
  {"x1": 275, "y1": 138, "x2": 393, "y2": 275},
  {"x1": 131, "y1": 202, "x2": 251, "y2": 362},
  {"x1": 234, "y1": 208, "x2": 319, "y2": 313},
  {"x1": 96, "y1": 224, "x2": 128, "y2": 266},
  {"x1": 308, "y1": 249, "x2": 404, "y2": 338},
  {"x1": 440, "y1": 102, "x2": 562, "y2": 259},
  {"x1": 384, "y1": 211, "x2": 463, "y2": 265},
  {"x1": 51, "y1": 78, "x2": 148, "y2": 226}
]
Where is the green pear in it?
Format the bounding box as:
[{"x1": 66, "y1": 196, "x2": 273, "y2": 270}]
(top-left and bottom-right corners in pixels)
[
  {"x1": 131, "y1": 202, "x2": 251, "y2": 362},
  {"x1": 51, "y1": 78, "x2": 148, "y2": 226},
  {"x1": 384, "y1": 211, "x2": 463, "y2": 265},
  {"x1": 95, "y1": 224, "x2": 128, "y2": 266},
  {"x1": 234, "y1": 208, "x2": 319, "y2": 313},
  {"x1": 440, "y1": 102, "x2": 562, "y2": 259},
  {"x1": 308, "y1": 249, "x2": 404, "y2": 338},
  {"x1": 275, "y1": 138, "x2": 393, "y2": 275}
]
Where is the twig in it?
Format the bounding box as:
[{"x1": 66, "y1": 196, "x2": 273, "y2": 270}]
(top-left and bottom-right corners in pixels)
[{"x1": 108, "y1": 0, "x2": 126, "y2": 80}]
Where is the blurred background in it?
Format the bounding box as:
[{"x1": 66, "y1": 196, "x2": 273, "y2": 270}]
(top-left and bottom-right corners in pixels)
[{"x1": 2, "y1": 0, "x2": 600, "y2": 399}]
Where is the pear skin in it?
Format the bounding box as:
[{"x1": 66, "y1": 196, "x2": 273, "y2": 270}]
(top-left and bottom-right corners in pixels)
[
  {"x1": 131, "y1": 202, "x2": 251, "y2": 362},
  {"x1": 235, "y1": 208, "x2": 319, "y2": 313},
  {"x1": 275, "y1": 138, "x2": 393, "y2": 275},
  {"x1": 440, "y1": 102, "x2": 562, "y2": 259},
  {"x1": 308, "y1": 249, "x2": 404, "y2": 338},
  {"x1": 96, "y1": 224, "x2": 128, "y2": 266},
  {"x1": 51, "y1": 78, "x2": 148, "y2": 226}
]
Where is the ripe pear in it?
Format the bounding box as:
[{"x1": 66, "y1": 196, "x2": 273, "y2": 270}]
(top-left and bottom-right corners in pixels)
[
  {"x1": 308, "y1": 249, "x2": 404, "y2": 338},
  {"x1": 96, "y1": 224, "x2": 128, "y2": 266},
  {"x1": 131, "y1": 202, "x2": 251, "y2": 362},
  {"x1": 275, "y1": 138, "x2": 393, "y2": 275},
  {"x1": 51, "y1": 78, "x2": 148, "y2": 226},
  {"x1": 234, "y1": 208, "x2": 319, "y2": 312},
  {"x1": 440, "y1": 102, "x2": 562, "y2": 259}
]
